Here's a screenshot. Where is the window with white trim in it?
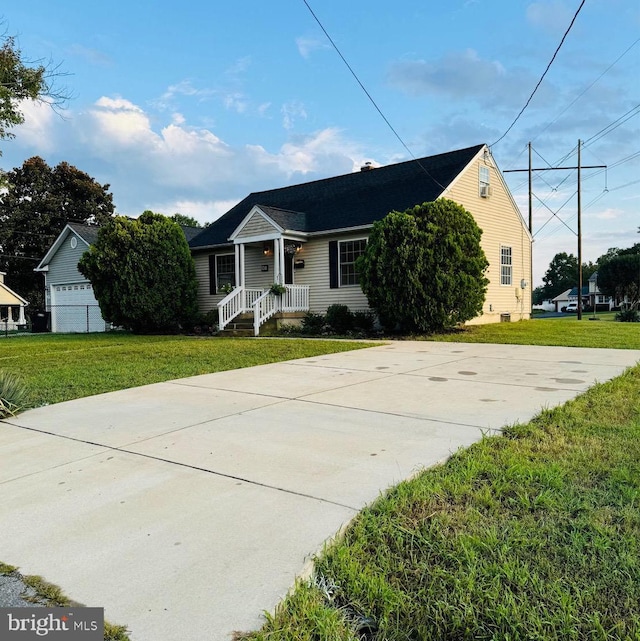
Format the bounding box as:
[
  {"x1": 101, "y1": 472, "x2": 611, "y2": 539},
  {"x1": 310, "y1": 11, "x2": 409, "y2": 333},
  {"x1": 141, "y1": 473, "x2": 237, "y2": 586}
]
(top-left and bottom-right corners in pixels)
[
  {"x1": 215, "y1": 254, "x2": 236, "y2": 293},
  {"x1": 500, "y1": 246, "x2": 512, "y2": 285},
  {"x1": 339, "y1": 239, "x2": 367, "y2": 286},
  {"x1": 479, "y1": 166, "x2": 490, "y2": 197}
]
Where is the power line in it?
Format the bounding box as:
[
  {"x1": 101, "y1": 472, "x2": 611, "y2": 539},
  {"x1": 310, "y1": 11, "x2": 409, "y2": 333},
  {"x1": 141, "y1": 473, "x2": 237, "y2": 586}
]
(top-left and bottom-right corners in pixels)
[
  {"x1": 491, "y1": 0, "x2": 587, "y2": 147},
  {"x1": 530, "y1": 37, "x2": 640, "y2": 145},
  {"x1": 300, "y1": 0, "x2": 446, "y2": 190}
]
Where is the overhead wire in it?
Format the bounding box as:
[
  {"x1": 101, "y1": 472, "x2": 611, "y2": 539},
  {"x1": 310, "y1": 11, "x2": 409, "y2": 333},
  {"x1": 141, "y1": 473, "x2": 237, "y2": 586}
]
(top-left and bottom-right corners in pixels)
[
  {"x1": 300, "y1": 0, "x2": 447, "y2": 190},
  {"x1": 491, "y1": 0, "x2": 586, "y2": 147},
  {"x1": 530, "y1": 37, "x2": 640, "y2": 145}
]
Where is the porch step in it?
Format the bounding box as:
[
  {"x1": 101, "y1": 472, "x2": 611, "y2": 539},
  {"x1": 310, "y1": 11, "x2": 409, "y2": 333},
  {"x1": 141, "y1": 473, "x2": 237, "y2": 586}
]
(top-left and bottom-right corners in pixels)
[{"x1": 219, "y1": 328, "x2": 254, "y2": 337}]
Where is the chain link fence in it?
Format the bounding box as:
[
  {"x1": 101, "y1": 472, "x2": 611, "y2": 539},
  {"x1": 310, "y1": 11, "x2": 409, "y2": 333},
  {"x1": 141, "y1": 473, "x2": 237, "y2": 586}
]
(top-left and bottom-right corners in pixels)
[{"x1": 48, "y1": 305, "x2": 109, "y2": 333}]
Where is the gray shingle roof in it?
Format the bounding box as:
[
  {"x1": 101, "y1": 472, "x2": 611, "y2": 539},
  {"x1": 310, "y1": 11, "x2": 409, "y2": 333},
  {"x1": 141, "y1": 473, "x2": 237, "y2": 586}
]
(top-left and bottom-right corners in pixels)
[
  {"x1": 190, "y1": 144, "x2": 484, "y2": 249},
  {"x1": 67, "y1": 222, "x2": 101, "y2": 245}
]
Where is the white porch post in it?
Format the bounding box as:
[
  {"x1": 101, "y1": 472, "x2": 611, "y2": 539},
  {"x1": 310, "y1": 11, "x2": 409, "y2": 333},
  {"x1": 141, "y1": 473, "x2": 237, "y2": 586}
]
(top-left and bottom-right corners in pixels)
[
  {"x1": 277, "y1": 237, "x2": 285, "y2": 284},
  {"x1": 239, "y1": 243, "x2": 246, "y2": 288},
  {"x1": 18, "y1": 305, "x2": 26, "y2": 325},
  {"x1": 273, "y1": 238, "x2": 281, "y2": 285},
  {"x1": 234, "y1": 244, "x2": 241, "y2": 288}
]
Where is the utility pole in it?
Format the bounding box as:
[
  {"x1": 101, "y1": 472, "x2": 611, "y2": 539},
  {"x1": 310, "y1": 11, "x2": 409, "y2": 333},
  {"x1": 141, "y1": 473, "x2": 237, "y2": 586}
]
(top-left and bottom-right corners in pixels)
[
  {"x1": 504, "y1": 143, "x2": 605, "y2": 320},
  {"x1": 577, "y1": 140, "x2": 583, "y2": 320}
]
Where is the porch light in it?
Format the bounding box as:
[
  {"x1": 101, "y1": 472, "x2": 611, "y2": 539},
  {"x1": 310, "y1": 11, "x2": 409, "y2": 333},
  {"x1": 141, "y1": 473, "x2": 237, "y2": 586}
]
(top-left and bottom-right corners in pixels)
[
  {"x1": 263, "y1": 242, "x2": 272, "y2": 256},
  {"x1": 284, "y1": 242, "x2": 302, "y2": 256}
]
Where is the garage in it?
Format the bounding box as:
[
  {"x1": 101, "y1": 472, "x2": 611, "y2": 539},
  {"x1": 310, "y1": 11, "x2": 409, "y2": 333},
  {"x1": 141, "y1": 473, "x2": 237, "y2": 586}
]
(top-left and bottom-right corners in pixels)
[{"x1": 50, "y1": 281, "x2": 107, "y2": 333}]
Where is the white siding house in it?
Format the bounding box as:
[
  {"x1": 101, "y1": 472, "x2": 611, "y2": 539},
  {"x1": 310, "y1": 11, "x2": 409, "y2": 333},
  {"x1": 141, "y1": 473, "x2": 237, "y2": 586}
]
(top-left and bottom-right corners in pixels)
[{"x1": 189, "y1": 144, "x2": 532, "y2": 333}]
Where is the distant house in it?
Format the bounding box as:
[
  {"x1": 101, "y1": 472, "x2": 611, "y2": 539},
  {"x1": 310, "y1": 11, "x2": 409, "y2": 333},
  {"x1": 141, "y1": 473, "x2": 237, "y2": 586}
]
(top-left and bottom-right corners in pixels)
[
  {"x1": 189, "y1": 144, "x2": 533, "y2": 334},
  {"x1": 34, "y1": 223, "x2": 108, "y2": 333},
  {"x1": 553, "y1": 274, "x2": 616, "y2": 313},
  {"x1": 0, "y1": 272, "x2": 28, "y2": 330},
  {"x1": 587, "y1": 272, "x2": 616, "y2": 310},
  {"x1": 551, "y1": 288, "x2": 572, "y2": 312}
]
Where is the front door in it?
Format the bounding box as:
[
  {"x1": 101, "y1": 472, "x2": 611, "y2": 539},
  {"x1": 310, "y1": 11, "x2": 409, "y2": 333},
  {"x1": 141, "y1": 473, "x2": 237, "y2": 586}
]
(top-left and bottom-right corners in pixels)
[{"x1": 284, "y1": 255, "x2": 293, "y2": 284}]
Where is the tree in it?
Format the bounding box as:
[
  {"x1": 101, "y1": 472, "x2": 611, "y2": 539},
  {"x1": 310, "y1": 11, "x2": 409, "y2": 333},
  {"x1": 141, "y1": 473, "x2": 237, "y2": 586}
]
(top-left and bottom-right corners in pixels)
[
  {"x1": 541, "y1": 252, "x2": 578, "y2": 300},
  {"x1": 0, "y1": 157, "x2": 114, "y2": 307},
  {"x1": 78, "y1": 211, "x2": 199, "y2": 333},
  {"x1": 170, "y1": 213, "x2": 201, "y2": 228},
  {"x1": 0, "y1": 34, "x2": 68, "y2": 151},
  {"x1": 597, "y1": 244, "x2": 640, "y2": 310},
  {"x1": 357, "y1": 199, "x2": 489, "y2": 333}
]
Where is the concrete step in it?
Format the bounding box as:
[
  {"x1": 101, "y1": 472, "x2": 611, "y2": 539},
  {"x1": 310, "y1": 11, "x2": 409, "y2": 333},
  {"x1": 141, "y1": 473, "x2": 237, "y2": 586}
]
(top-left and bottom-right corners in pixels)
[{"x1": 219, "y1": 328, "x2": 254, "y2": 337}]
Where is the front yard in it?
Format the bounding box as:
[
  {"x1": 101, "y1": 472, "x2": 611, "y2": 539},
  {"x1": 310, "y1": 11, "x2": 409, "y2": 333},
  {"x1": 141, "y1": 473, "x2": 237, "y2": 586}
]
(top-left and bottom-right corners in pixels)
[{"x1": 2, "y1": 323, "x2": 639, "y2": 640}]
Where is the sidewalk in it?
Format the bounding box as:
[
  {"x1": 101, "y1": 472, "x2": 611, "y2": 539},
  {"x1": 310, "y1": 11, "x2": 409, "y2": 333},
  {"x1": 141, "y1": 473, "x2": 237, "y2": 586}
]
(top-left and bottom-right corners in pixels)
[{"x1": 1, "y1": 341, "x2": 638, "y2": 640}]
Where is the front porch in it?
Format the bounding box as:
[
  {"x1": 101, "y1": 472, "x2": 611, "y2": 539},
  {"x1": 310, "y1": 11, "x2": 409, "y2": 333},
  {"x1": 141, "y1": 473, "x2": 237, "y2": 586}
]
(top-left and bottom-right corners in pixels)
[{"x1": 217, "y1": 285, "x2": 310, "y2": 336}]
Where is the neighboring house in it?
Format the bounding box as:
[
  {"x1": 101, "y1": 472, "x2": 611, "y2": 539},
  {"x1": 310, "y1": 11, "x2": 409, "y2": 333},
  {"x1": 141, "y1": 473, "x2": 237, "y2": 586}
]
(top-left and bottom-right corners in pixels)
[
  {"x1": 36, "y1": 223, "x2": 203, "y2": 333},
  {"x1": 34, "y1": 223, "x2": 108, "y2": 333},
  {"x1": 554, "y1": 275, "x2": 616, "y2": 312},
  {"x1": 189, "y1": 144, "x2": 532, "y2": 333},
  {"x1": 0, "y1": 272, "x2": 28, "y2": 330},
  {"x1": 551, "y1": 288, "x2": 572, "y2": 312},
  {"x1": 587, "y1": 272, "x2": 617, "y2": 310}
]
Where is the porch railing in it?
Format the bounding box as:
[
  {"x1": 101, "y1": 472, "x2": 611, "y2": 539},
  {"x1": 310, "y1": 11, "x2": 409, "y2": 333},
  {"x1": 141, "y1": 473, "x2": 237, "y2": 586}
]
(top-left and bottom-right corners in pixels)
[
  {"x1": 218, "y1": 285, "x2": 310, "y2": 334},
  {"x1": 281, "y1": 284, "x2": 309, "y2": 311},
  {"x1": 218, "y1": 287, "x2": 263, "y2": 331}
]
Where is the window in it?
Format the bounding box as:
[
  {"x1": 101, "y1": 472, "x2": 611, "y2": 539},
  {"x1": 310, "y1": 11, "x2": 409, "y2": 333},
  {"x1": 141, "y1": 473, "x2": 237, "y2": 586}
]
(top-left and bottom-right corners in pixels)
[
  {"x1": 500, "y1": 246, "x2": 512, "y2": 285},
  {"x1": 479, "y1": 166, "x2": 490, "y2": 197},
  {"x1": 210, "y1": 254, "x2": 236, "y2": 294},
  {"x1": 339, "y1": 239, "x2": 367, "y2": 286}
]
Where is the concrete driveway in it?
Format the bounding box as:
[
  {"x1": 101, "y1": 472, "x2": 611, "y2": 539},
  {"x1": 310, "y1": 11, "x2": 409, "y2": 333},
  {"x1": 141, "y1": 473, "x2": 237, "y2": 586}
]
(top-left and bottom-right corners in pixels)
[{"x1": 1, "y1": 341, "x2": 638, "y2": 640}]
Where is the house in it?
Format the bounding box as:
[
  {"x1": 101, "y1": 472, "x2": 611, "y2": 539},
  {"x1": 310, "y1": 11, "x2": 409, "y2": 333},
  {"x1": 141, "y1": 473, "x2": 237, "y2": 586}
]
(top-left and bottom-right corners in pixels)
[
  {"x1": 34, "y1": 223, "x2": 109, "y2": 333},
  {"x1": 189, "y1": 144, "x2": 532, "y2": 334},
  {"x1": 553, "y1": 275, "x2": 616, "y2": 313},
  {"x1": 36, "y1": 223, "x2": 203, "y2": 333},
  {"x1": 587, "y1": 272, "x2": 616, "y2": 310},
  {"x1": 0, "y1": 272, "x2": 28, "y2": 330},
  {"x1": 551, "y1": 288, "x2": 572, "y2": 312}
]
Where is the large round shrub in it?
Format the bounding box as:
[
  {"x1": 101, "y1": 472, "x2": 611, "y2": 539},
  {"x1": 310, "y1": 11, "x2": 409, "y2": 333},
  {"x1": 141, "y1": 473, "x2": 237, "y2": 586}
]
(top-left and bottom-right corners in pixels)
[
  {"x1": 357, "y1": 199, "x2": 489, "y2": 333},
  {"x1": 78, "y1": 211, "x2": 199, "y2": 333}
]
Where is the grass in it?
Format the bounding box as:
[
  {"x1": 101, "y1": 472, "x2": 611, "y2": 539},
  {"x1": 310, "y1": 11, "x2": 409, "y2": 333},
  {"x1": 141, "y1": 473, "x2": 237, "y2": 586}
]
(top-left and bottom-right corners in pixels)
[
  {"x1": 241, "y1": 363, "x2": 640, "y2": 640},
  {"x1": 0, "y1": 333, "x2": 374, "y2": 407},
  {"x1": 422, "y1": 316, "x2": 640, "y2": 349},
  {"x1": 0, "y1": 563, "x2": 130, "y2": 641}
]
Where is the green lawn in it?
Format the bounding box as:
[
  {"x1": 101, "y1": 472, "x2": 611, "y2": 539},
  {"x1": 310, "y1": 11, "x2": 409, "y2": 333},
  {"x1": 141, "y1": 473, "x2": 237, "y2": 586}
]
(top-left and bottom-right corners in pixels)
[
  {"x1": 243, "y1": 363, "x2": 640, "y2": 641},
  {"x1": 0, "y1": 333, "x2": 374, "y2": 408},
  {"x1": 424, "y1": 317, "x2": 639, "y2": 349}
]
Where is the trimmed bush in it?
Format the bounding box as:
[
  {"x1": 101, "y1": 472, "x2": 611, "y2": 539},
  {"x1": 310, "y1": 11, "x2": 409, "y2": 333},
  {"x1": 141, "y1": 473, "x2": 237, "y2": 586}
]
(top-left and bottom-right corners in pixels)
[
  {"x1": 301, "y1": 312, "x2": 326, "y2": 335},
  {"x1": 325, "y1": 305, "x2": 354, "y2": 334},
  {"x1": 352, "y1": 310, "x2": 375, "y2": 333}
]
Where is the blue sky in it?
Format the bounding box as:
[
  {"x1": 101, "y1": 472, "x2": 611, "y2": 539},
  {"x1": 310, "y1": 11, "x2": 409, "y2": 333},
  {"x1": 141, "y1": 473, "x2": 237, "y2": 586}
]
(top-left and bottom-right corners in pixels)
[{"x1": 2, "y1": 0, "x2": 639, "y2": 286}]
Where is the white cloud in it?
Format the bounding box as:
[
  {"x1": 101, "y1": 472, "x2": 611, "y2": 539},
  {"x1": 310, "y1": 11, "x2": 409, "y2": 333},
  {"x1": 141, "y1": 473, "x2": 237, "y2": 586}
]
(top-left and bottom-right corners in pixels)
[
  {"x1": 11, "y1": 100, "x2": 57, "y2": 153},
  {"x1": 223, "y1": 91, "x2": 248, "y2": 114},
  {"x1": 148, "y1": 199, "x2": 240, "y2": 225},
  {"x1": 281, "y1": 101, "x2": 308, "y2": 130},
  {"x1": 295, "y1": 36, "x2": 330, "y2": 59},
  {"x1": 593, "y1": 207, "x2": 620, "y2": 220},
  {"x1": 8, "y1": 95, "x2": 367, "y2": 221},
  {"x1": 387, "y1": 49, "x2": 550, "y2": 110}
]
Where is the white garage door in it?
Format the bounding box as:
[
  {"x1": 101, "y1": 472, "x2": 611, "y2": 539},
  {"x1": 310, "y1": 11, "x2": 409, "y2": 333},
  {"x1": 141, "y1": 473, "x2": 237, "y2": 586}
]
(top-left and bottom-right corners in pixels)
[{"x1": 51, "y1": 282, "x2": 107, "y2": 333}]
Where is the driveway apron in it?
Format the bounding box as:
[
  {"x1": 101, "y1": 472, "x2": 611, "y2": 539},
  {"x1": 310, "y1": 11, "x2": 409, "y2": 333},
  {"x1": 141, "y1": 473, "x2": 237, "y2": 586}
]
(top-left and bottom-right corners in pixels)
[{"x1": 1, "y1": 341, "x2": 638, "y2": 640}]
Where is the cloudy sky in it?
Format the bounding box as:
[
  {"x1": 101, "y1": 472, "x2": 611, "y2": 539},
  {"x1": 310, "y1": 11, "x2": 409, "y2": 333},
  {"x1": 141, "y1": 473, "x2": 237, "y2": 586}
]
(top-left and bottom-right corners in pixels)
[{"x1": 2, "y1": 0, "x2": 639, "y2": 285}]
